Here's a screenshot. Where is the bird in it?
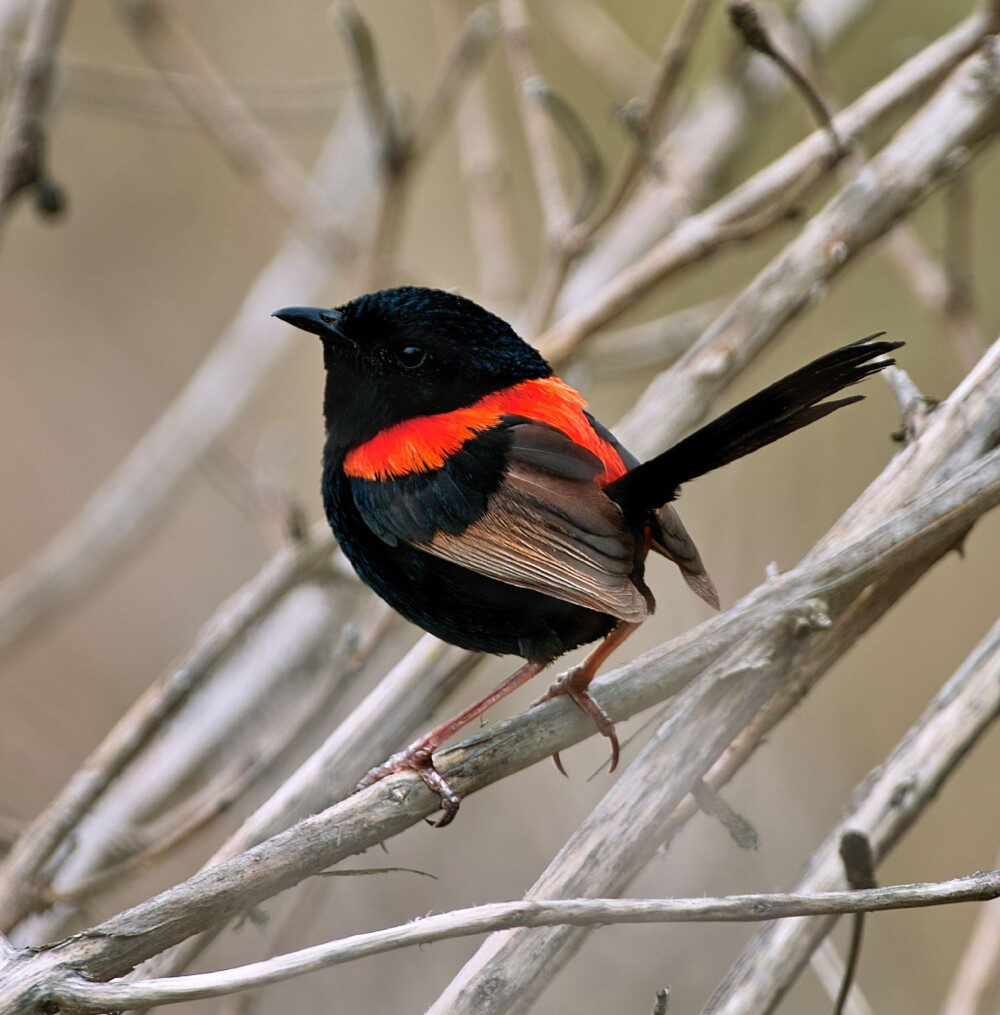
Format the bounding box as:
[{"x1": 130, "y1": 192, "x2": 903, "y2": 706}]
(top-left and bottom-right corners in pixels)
[{"x1": 273, "y1": 286, "x2": 900, "y2": 825}]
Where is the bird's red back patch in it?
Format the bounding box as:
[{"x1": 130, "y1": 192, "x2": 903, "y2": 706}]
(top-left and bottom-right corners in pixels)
[{"x1": 343, "y1": 376, "x2": 627, "y2": 486}]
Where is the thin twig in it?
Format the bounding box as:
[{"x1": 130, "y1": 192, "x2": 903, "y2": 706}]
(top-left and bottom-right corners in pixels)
[
  {"x1": 570, "y1": 0, "x2": 716, "y2": 246},
  {"x1": 728, "y1": 1, "x2": 841, "y2": 151},
  {"x1": 35, "y1": 872, "x2": 1000, "y2": 1012},
  {"x1": 703, "y1": 612, "x2": 1000, "y2": 1013},
  {"x1": 540, "y1": 17, "x2": 998, "y2": 364},
  {"x1": 557, "y1": 1, "x2": 983, "y2": 319},
  {"x1": 0, "y1": 0, "x2": 71, "y2": 231},
  {"x1": 606, "y1": 38, "x2": 1000, "y2": 452},
  {"x1": 833, "y1": 831, "x2": 877, "y2": 1015}
]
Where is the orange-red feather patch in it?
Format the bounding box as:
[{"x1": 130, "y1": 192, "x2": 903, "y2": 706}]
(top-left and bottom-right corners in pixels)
[{"x1": 343, "y1": 376, "x2": 627, "y2": 486}]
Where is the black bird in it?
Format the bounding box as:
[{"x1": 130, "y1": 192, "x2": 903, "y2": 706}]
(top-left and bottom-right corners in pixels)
[{"x1": 274, "y1": 286, "x2": 899, "y2": 824}]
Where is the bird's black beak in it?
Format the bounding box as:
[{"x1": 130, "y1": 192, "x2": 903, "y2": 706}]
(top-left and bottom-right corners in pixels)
[{"x1": 272, "y1": 306, "x2": 346, "y2": 342}]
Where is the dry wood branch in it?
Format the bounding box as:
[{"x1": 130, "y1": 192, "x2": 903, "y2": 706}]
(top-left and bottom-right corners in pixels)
[
  {"x1": 575, "y1": 0, "x2": 715, "y2": 243},
  {"x1": 0, "y1": 434, "x2": 996, "y2": 1007},
  {"x1": 43, "y1": 596, "x2": 393, "y2": 915},
  {"x1": 939, "y1": 847, "x2": 1000, "y2": 1015},
  {"x1": 128, "y1": 635, "x2": 483, "y2": 982},
  {"x1": 557, "y1": 2, "x2": 986, "y2": 319},
  {"x1": 448, "y1": 0, "x2": 520, "y2": 307},
  {"x1": 499, "y1": 0, "x2": 569, "y2": 238},
  {"x1": 541, "y1": 14, "x2": 997, "y2": 365},
  {"x1": 425, "y1": 339, "x2": 1000, "y2": 1012},
  {"x1": 0, "y1": 99, "x2": 374, "y2": 663},
  {"x1": 0, "y1": 529, "x2": 339, "y2": 932},
  {"x1": 606, "y1": 36, "x2": 1000, "y2": 451},
  {"x1": 413, "y1": 3, "x2": 499, "y2": 156},
  {"x1": 18, "y1": 872, "x2": 1000, "y2": 1012},
  {"x1": 703, "y1": 611, "x2": 1000, "y2": 1013},
  {"x1": 118, "y1": 0, "x2": 353, "y2": 260},
  {"x1": 0, "y1": 0, "x2": 70, "y2": 228}
]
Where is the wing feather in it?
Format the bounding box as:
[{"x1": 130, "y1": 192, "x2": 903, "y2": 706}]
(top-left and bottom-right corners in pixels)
[{"x1": 348, "y1": 420, "x2": 648, "y2": 623}]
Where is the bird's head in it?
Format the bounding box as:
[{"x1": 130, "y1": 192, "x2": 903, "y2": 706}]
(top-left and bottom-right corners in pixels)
[{"x1": 274, "y1": 286, "x2": 551, "y2": 450}]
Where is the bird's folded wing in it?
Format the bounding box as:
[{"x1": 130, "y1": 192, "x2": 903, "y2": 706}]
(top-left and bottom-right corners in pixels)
[{"x1": 349, "y1": 421, "x2": 648, "y2": 623}]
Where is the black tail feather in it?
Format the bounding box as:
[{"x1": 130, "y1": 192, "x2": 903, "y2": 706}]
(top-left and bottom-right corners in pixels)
[{"x1": 606, "y1": 335, "x2": 902, "y2": 515}]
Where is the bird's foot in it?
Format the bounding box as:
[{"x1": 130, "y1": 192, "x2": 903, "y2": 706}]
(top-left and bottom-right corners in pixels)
[
  {"x1": 356, "y1": 741, "x2": 461, "y2": 828},
  {"x1": 531, "y1": 665, "x2": 620, "y2": 776}
]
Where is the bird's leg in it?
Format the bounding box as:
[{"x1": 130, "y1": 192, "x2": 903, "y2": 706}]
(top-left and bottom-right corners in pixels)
[
  {"x1": 356, "y1": 658, "x2": 547, "y2": 827},
  {"x1": 531, "y1": 621, "x2": 640, "y2": 775}
]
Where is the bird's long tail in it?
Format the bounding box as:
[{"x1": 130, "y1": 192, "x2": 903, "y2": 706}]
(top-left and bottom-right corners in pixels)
[{"x1": 605, "y1": 335, "x2": 903, "y2": 516}]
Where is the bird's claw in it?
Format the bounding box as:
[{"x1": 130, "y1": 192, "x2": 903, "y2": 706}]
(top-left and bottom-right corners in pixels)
[
  {"x1": 356, "y1": 743, "x2": 461, "y2": 827},
  {"x1": 532, "y1": 667, "x2": 620, "y2": 775}
]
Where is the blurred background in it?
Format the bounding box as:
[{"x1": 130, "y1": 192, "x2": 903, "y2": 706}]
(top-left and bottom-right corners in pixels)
[{"x1": 1, "y1": 1, "x2": 1000, "y2": 1012}]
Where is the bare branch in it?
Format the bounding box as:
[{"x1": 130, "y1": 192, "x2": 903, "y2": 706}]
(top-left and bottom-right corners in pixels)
[
  {"x1": 0, "y1": 98, "x2": 375, "y2": 662},
  {"x1": 939, "y1": 848, "x2": 1000, "y2": 1015},
  {"x1": 29, "y1": 871, "x2": 1000, "y2": 1012},
  {"x1": 557, "y1": 2, "x2": 985, "y2": 317},
  {"x1": 607, "y1": 38, "x2": 1000, "y2": 451},
  {"x1": 499, "y1": 0, "x2": 569, "y2": 237},
  {"x1": 573, "y1": 0, "x2": 716, "y2": 243},
  {"x1": 540, "y1": 15, "x2": 997, "y2": 364},
  {"x1": 0, "y1": 0, "x2": 70, "y2": 230},
  {"x1": 0, "y1": 433, "x2": 995, "y2": 1002},
  {"x1": 728, "y1": 1, "x2": 840, "y2": 150},
  {"x1": 0, "y1": 529, "x2": 339, "y2": 931},
  {"x1": 702, "y1": 610, "x2": 1000, "y2": 1012}
]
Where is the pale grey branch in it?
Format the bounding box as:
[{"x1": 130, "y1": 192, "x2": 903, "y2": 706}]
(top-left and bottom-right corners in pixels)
[{"x1": 35, "y1": 872, "x2": 1000, "y2": 1012}]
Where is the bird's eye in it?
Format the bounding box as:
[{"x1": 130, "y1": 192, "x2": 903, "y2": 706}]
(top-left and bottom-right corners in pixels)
[{"x1": 398, "y1": 345, "x2": 427, "y2": 368}]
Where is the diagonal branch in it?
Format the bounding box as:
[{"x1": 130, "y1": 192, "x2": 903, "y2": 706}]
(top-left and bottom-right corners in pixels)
[{"x1": 0, "y1": 431, "x2": 995, "y2": 1004}]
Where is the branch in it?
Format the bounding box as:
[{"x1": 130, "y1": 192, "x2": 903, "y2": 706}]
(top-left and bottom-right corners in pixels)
[
  {"x1": 127, "y1": 634, "x2": 483, "y2": 982},
  {"x1": 572, "y1": 0, "x2": 715, "y2": 243},
  {"x1": 556, "y1": 2, "x2": 987, "y2": 320},
  {"x1": 499, "y1": 0, "x2": 569, "y2": 238},
  {"x1": 0, "y1": 98, "x2": 375, "y2": 662},
  {"x1": 939, "y1": 847, "x2": 1000, "y2": 1015},
  {"x1": 608, "y1": 35, "x2": 1000, "y2": 451},
  {"x1": 0, "y1": 0, "x2": 71, "y2": 230},
  {"x1": 0, "y1": 432, "x2": 995, "y2": 1003},
  {"x1": 0, "y1": 529, "x2": 340, "y2": 931},
  {"x1": 702, "y1": 610, "x2": 1000, "y2": 1013},
  {"x1": 31, "y1": 872, "x2": 1000, "y2": 1012},
  {"x1": 424, "y1": 340, "x2": 1000, "y2": 1012}
]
